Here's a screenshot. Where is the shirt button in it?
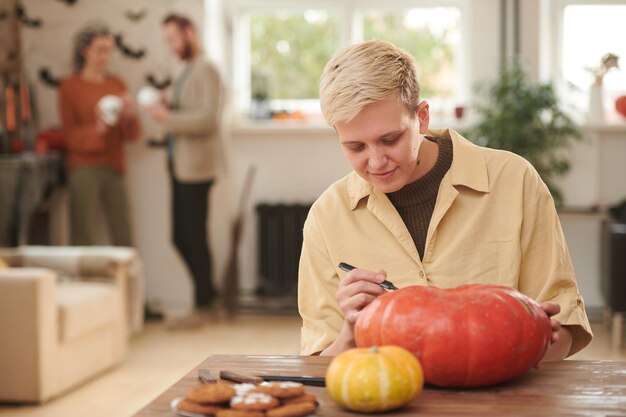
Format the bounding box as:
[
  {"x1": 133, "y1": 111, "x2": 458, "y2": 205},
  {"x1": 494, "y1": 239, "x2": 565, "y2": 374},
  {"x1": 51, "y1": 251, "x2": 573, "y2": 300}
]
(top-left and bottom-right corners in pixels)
[{"x1": 419, "y1": 271, "x2": 425, "y2": 278}]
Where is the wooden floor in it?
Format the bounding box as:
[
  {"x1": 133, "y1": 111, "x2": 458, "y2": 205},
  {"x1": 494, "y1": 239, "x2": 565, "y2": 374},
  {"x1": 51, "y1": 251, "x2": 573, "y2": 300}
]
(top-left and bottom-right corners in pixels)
[{"x1": 0, "y1": 316, "x2": 623, "y2": 417}]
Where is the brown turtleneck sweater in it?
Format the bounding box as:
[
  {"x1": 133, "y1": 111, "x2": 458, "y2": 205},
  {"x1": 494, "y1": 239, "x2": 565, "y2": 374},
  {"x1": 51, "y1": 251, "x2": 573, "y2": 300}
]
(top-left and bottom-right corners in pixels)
[{"x1": 386, "y1": 135, "x2": 453, "y2": 260}]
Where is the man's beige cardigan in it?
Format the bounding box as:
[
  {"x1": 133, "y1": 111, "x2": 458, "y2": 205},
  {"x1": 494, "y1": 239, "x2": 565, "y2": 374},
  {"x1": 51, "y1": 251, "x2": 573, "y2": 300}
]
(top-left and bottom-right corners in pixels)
[{"x1": 165, "y1": 59, "x2": 224, "y2": 182}]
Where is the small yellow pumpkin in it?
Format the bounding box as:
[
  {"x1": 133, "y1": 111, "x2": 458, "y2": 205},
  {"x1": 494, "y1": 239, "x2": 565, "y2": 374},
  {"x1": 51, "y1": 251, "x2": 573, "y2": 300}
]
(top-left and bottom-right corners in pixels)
[{"x1": 325, "y1": 345, "x2": 423, "y2": 413}]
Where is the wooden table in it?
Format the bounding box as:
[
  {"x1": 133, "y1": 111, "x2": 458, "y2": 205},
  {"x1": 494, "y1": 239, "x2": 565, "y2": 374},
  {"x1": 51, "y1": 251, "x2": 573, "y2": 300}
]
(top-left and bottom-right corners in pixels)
[{"x1": 134, "y1": 356, "x2": 626, "y2": 416}]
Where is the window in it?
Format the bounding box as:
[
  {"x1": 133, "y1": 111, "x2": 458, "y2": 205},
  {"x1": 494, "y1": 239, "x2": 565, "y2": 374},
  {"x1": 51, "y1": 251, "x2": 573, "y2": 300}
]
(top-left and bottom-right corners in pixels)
[
  {"x1": 249, "y1": 10, "x2": 339, "y2": 109},
  {"x1": 360, "y1": 7, "x2": 462, "y2": 109},
  {"x1": 232, "y1": 1, "x2": 467, "y2": 116},
  {"x1": 561, "y1": 4, "x2": 626, "y2": 93},
  {"x1": 551, "y1": 1, "x2": 626, "y2": 117}
]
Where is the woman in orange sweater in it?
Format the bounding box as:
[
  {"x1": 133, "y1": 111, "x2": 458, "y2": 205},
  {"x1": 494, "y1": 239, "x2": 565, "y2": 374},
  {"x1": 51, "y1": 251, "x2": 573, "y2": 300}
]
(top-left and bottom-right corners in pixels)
[{"x1": 58, "y1": 23, "x2": 141, "y2": 246}]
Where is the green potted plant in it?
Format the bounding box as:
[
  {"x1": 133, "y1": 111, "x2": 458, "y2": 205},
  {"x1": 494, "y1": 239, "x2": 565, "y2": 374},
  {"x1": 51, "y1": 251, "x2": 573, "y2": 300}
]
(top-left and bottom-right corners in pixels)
[
  {"x1": 251, "y1": 70, "x2": 271, "y2": 119},
  {"x1": 466, "y1": 60, "x2": 582, "y2": 206}
]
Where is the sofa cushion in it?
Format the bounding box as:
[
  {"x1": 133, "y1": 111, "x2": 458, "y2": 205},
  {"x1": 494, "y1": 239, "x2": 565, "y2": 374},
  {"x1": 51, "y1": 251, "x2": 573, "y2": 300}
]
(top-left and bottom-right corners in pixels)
[{"x1": 56, "y1": 282, "x2": 117, "y2": 343}]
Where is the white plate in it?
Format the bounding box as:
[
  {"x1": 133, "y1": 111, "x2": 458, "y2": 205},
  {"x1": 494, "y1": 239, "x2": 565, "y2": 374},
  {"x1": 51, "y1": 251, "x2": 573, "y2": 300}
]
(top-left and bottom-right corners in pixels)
[{"x1": 170, "y1": 395, "x2": 321, "y2": 416}]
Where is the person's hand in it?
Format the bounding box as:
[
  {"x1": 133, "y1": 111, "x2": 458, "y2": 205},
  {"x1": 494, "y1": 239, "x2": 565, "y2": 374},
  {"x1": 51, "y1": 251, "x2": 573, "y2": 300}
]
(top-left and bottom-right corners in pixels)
[
  {"x1": 95, "y1": 107, "x2": 108, "y2": 135},
  {"x1": 320, "y1": 268, "x2": 386, "y2": 356},
  {"x1": 540, "y1": 302, "x2": 561, "y2": 344},
  {"x1": 144, "y1": 101, "x2": 170, "y2": 124},
  {"x1": 336, "y1": 268, "x2": 386, "y2": 324},
  {"x1": 120, "y1": 93, "x2": 137, "y2": 120},
  {"x1": 535, "y1": 302, "x2": 572, "y2": 366}
]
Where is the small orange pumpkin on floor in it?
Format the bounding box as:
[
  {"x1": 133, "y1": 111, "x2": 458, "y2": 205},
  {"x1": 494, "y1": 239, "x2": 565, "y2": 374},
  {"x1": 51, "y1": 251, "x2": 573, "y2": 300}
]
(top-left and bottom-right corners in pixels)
[{"x1": 325, "y1": 345, "x2": 423, "y2": 413}]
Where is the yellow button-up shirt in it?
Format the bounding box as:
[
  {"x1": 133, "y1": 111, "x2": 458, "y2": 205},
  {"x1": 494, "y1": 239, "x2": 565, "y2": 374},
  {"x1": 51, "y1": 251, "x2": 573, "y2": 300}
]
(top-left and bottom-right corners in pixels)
[{"x1": 299, "y1": 128, "x2": 593, "y2": 356}]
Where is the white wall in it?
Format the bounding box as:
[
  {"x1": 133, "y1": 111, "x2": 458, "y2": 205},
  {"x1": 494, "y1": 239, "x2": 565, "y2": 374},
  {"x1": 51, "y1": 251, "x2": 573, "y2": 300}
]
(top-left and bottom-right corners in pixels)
[
  {"x1": 465, "y1": 1, "x2": 501, "y2": 94},
  {"x1": 506, "y1": 0, "x2": 626, "y2": 312},
  {"x1": 22, "y1": 0, "x2": 231, "y2": 313},
  {"x1": 560, "y1": 212, "x2": 605, "y2": 315},
  {"x1": 227, "y1": 0, "x2": 626, "y2": 311},
  {"x1": 230, "y1": 127, "x2": 625, "y2": 313},
  {"x1": 557, "y1": 129, "x2": 626, "y2": 208},
  {"x1": 230, "y1": 125, "x2": 349, "y2": 292},
  {"x1": 227, "y1": 1, "x2": 504, "y2": 293},
  {"x1": 22, "y1": 0, "x2": 625, "y2": 313}
]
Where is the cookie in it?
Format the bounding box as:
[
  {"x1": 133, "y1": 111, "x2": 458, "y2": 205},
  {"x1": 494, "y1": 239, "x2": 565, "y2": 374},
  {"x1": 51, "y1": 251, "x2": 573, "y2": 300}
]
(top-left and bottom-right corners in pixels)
[
  {"x1": 281, "y1": 393, "x2": 318, "y2": 406},
  {"x1": 230, "y1": 392, "x2": 280, "y2": 411},
  {"x1": 186, "y1": 382, "x2": 236, "y2": 404},
  {"x1": 267, "y1": 402, "x2": 317, "y2": 417},
  {"x1": 254, "y1": 382, "x2": 305, "y2": 399},
  {"x1": 176, "y1": 399, "x2": 223, "y2": 415},
  {"x1": 233, "y1": 383, "x2": 257, "y2": 396},
  {"x1": 215, "y1": 410, "x2": 265, "y2": 417}
]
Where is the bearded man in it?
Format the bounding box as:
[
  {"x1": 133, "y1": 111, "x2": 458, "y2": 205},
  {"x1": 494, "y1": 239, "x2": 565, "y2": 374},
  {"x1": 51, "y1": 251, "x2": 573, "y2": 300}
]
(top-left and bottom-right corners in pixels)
[{"x1": 146, "y1": 13, "x2": 224, "y2": 324}]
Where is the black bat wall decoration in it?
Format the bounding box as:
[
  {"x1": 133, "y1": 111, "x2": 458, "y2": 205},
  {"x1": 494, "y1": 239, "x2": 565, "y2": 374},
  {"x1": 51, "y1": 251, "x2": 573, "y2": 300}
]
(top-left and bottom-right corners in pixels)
[
  {"x1": 55, "y1": 0, "x2": 79, "y2": 5},
  {"x1": 114, "y1": 34, "x2": 146, "y2": 59},
  {"x1": 125, "y1": 9, "x2": 147, "y2": 22},
  {"x1": 146, "y1": 74, "x2": 172, "y2": 90},
  {"x1": 16, "y1": 3, "x2": 42, "y2": 27},
  {"x1": 39, "y1": 68, "x2": 61, "y2": 87},
  {"x1": 0, "y1": 10, "x2": 9, "y2": 20}
]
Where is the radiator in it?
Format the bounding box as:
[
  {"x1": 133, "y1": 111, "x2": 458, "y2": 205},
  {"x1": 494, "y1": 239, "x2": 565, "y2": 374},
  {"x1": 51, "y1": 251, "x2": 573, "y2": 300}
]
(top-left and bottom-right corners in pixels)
[{"x1": 256, "y1": 203, "x2": 312, "y2": 297}]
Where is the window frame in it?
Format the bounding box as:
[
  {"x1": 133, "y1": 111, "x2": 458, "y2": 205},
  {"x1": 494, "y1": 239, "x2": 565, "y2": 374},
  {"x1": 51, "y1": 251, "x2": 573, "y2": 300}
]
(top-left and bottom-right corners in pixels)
[
  {"x1": 228, "y1": 0, "x2": 470, "y2": 116},
  {"x1": 547, "y1": 0, "x2": 626, "y2": 90}
]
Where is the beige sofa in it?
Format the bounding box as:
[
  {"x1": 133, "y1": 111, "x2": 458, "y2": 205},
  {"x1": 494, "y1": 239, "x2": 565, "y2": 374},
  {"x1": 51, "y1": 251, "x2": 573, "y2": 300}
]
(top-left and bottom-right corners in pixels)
[
  {"x1": 2, "y1": 246, "x2": 145, "y2": 335},
  {"x1": 0, "y1": 246, "x2": 143, "y2": 403}
]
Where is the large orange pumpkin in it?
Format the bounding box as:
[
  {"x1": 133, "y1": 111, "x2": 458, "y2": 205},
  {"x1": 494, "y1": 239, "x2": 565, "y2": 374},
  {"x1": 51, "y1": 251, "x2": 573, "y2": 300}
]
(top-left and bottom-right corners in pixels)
[
  {"x1": 354, "y1": 284, "x2": 552, "y2": 387},
  {"x1": 325, "y1": 346, "x2": 423, "y2": 413}
]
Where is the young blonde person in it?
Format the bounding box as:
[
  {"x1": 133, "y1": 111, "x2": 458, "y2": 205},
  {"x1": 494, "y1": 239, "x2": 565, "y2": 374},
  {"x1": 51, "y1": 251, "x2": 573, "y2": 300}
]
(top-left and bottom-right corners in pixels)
[{"x1": 298, "y1": 40, "x2": 592, "y2": 359}]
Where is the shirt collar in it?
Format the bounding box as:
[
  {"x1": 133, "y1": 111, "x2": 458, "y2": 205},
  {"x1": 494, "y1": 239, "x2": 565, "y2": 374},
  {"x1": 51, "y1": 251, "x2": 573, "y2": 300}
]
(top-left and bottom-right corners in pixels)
[{"x1": 347, "y1": 128, "x2": 490, "y2": 211}]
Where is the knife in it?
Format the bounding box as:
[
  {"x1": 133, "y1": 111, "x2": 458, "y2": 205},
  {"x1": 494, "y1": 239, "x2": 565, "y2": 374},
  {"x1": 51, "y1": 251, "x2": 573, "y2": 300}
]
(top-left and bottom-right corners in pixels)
[
  {"x1": 197, "y1": 368, "x2": 217, "y2": 384},
  {"x1": 258, "y1": 375, "x2": 326, "y2": 387},
  {"x1": 220, "y1": 370, "x2": 264, "y2": 384},
  {"x1": 338, "y1": 262, "x2": 399, "y2": 291}
]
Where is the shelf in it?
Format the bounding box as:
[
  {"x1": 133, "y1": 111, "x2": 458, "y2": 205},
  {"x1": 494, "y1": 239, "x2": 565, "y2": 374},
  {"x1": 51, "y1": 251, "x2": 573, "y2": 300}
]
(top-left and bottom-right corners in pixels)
[
  {"x1": 557, "y1": 206, "x2": 607, "y2": 216},
  {"x1": 231, "y1": 118, "x2": 333, "y2": 138},
  {"x1": 578, "y1": 112, "x2": 626, "y2": 134},
  {"x1": 230, "y1": 116, "x2": 475, "y2": 139},
  {"x1": 580, "y1": 122, "x2": 626, "y2": 134}
]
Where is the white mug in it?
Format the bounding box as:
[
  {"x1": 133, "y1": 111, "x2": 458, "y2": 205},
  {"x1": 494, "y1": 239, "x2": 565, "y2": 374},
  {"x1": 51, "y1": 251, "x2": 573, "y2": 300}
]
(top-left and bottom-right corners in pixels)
[
  {"x1": 98, "y1": 95, "x2": 124, "y2": 125},
  {"x1": 137, "y1": 86, "x2": 161, "y2": 108}
]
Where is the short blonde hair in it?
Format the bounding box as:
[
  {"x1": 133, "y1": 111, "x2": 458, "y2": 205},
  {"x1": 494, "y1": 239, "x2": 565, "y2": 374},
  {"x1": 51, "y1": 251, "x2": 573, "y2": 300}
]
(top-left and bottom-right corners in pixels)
[{"x1": 320, "y1": 40, "x2": 421, "y2": 126}]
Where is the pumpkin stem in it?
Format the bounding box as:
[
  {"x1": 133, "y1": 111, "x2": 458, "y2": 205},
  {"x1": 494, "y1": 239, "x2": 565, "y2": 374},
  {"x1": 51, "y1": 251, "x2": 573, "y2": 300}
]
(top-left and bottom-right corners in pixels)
[{"x1": 368, "y1": 346, "x2": 379, "y2": 354}]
